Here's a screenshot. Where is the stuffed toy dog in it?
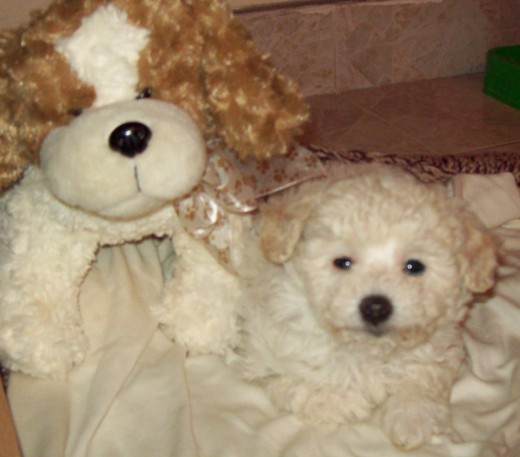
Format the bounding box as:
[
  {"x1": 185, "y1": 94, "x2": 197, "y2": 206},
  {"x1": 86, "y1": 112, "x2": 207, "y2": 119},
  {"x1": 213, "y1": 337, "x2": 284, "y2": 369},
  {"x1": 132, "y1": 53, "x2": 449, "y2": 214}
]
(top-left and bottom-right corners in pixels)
[{"x1": 0, "y1": 0, "x2": 309, "y2": 379}]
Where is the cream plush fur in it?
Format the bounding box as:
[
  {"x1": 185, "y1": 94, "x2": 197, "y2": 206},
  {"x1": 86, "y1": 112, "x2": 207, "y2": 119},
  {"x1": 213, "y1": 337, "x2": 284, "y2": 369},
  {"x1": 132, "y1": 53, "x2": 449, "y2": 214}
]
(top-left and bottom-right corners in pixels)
[
  {"x1": 237, "y1": 164, "x2": 498, "y2": 450},
  {"x1": 0, "y1": 0, "x2": 306, "y2": 379},
  {"x1": 0, "y1": 102, "x2": 241, "y2": 379}
]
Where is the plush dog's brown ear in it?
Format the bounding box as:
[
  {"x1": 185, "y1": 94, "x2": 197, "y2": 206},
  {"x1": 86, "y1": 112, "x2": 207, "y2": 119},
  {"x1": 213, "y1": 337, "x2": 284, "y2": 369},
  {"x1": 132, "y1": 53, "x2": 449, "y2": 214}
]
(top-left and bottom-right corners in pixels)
[
  {"x1": 0, "y1": 2, "x2": 97, "y2": 193},
  {"x1": 197, "y1": 0, "x2": 309, "y2": 160},
  {"x1": 457, "y1": 210, "x2": 499, "y2": 293},
  {"x1": 0, "y1": 30, "x2": 30, "y2": 191},
  {"x1": 0, "y1": 114, "x2": 28, "y2": 192},
  {"x1": 259, "y1": 189, "x2": 320, "y2": 264}
]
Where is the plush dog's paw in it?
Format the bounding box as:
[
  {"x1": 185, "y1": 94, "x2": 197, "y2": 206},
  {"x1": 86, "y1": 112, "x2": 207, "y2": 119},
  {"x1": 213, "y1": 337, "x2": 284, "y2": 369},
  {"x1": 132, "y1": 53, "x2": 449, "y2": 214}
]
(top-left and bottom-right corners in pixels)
[
  {"x1": 380, "y1": 394, "x2": 448, "y2": 450},
  {"x1": 155, "y1": 242, "x2": 241, "y2": 355},
  {"x1": 32, "y1": 335, "x2": 87, "y2": 379},
  {"x1": 160, "y1": 312, "x2": 237, "y2": 356},
  {"x1": 0, "y1": 323, "x2": 88, "y2": 379}
]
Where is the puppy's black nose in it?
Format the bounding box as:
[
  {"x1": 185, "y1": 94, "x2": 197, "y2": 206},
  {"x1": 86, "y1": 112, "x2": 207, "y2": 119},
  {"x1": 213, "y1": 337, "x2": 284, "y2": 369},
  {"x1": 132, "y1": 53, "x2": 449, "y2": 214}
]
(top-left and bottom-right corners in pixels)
[
  {"x1": 359, "y1": 295, "x2": 393, "y2": 326},
  {"x1": 109, "y1": 122, "x2": 152, "y2": 158}
]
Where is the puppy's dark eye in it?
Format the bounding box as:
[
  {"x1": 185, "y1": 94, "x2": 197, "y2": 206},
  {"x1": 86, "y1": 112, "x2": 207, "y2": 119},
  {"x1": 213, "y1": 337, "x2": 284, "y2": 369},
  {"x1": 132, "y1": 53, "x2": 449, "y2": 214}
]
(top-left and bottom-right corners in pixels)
[
  {"x1": 404, "y1": 259, "x2": 426, "y2": 276},
  {"x1": 136, "y1": 88, "x2": 153, "y2": 99},
  {"x1": 68, "y1": 108, "x2": 83, "y2": 117},
  {"x1": 333, "y1": 257, "x2": 353, "y2": 270}
]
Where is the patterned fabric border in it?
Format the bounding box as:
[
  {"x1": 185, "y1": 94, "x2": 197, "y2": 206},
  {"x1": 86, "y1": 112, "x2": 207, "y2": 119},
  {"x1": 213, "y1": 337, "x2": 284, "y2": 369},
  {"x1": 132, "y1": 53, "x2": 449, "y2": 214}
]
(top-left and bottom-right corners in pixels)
[{"x1": 307, "y1": 146, "x2": 520, "y2": 186}]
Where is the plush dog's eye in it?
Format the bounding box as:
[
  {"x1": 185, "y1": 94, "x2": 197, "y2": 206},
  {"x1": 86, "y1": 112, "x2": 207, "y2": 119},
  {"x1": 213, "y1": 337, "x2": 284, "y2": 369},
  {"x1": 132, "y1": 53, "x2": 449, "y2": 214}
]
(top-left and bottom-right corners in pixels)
[
  {"x1": 333, "y1": 257, "x2": 353, "y2": 270},
  {"x1": 136, "y1": 88, "x2": 153, "y2": 99},
  {"x1": 404, "y1": 259, "x2": 426, "y2": 276}
]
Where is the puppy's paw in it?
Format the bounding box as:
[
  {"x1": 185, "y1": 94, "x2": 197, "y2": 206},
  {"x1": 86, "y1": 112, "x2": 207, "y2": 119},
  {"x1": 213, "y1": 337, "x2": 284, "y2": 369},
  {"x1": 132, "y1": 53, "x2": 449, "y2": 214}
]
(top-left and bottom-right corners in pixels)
[
  {"x1": 267, "y1": 378, "x2": 374, "y2": 428},
  {"x1": 301, "y1": 389, "x2": 374, "y2": 427},
  {"x1": 381, "y1": 394, "x2": 448, "y2": 450}
]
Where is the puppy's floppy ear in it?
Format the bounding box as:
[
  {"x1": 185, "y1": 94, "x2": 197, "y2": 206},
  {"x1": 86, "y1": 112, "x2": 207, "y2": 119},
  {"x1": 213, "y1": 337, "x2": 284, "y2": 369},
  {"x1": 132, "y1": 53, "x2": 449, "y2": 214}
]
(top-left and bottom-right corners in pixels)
[
  {"x1": 259, "y1": 190, "x2": 319, "y2": 264},
  {"x1": 457, "y1": 209, "x2": 499, "y2": 293}
]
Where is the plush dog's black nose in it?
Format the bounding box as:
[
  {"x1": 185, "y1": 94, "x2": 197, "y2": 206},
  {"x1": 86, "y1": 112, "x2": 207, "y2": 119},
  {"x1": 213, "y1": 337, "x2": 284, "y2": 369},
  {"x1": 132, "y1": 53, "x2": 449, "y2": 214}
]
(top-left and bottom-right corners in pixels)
[
  {"x1": 359, "y1": 295, "x2": 393, "y2": 326},
  {"x1": 109, "y1": 122, "x2": 152, "y2": 158}
]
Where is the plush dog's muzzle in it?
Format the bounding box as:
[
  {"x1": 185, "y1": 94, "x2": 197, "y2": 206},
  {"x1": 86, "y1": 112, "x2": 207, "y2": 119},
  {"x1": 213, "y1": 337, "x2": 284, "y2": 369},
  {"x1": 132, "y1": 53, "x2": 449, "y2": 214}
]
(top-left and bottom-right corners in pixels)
[
  {"x1": 40, "y1": 99, "x2": 207, "y2": 219},
  {"x1": 359, "y1": 294, "x2": 393, "y2": 331}
]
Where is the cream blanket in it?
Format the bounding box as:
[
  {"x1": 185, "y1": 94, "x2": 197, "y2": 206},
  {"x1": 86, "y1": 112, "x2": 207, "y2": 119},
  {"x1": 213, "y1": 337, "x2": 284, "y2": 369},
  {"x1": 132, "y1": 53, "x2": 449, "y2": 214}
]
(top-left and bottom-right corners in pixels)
[{"x1": 8, "y1": 173, "x2": 520, "y2": 457}]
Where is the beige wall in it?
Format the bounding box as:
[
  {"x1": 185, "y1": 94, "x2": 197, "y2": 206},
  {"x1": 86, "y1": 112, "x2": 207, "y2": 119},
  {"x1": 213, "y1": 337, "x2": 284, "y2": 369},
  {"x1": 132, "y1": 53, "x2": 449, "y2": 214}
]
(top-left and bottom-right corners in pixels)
[{"x1": 239, "y1": 0, "x2": 520, "y2": 95}]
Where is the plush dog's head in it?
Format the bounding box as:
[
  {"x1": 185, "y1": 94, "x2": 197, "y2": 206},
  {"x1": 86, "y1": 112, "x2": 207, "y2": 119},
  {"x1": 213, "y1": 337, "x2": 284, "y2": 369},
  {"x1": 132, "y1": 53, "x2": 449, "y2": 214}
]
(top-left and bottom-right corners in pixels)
[
  {"x1": 0, "y1": 0, "x2": 308, "y2": 218},
  {"x1": 260, "y1": 164, "x2": 498, "y2": 343}
]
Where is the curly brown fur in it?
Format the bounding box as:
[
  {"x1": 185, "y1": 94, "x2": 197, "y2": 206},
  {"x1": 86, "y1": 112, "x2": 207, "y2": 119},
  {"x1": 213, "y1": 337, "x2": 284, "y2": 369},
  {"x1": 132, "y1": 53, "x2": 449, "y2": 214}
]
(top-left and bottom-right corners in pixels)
[{"x1": 0, "y1": 0, "x2": 309, "y2": 191}]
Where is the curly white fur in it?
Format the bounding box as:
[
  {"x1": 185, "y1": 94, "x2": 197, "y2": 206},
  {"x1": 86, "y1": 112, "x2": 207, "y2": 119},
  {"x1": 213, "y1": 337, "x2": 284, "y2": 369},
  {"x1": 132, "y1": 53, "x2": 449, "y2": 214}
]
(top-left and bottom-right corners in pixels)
[
  {"x1": 0, "y1": 4, "x2": 247, "y2": 379},
  {"x1": 237, "y1": 164, "x2": 498, "y2": 450},
  {"x1": 0, "y1": 167, "x2": 240, "y2": 379},
  {"x1": 56, "y1": 4, "x2": 150, "y2": 106}
]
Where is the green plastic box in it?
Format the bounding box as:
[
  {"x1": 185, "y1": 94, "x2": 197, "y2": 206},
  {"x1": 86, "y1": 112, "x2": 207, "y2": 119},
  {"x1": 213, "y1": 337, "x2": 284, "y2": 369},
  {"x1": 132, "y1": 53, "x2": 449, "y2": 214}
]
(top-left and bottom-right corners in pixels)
[{"x1": 484, "y1": 45, "x2": 520, "y2": 110}]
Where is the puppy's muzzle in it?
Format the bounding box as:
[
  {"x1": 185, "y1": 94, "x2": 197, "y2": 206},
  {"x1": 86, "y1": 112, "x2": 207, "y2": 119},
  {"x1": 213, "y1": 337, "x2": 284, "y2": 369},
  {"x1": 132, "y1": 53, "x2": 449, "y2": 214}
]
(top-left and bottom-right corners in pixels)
[{"x1": 359, "y1": 294, "x2": 393, "y2": 328}]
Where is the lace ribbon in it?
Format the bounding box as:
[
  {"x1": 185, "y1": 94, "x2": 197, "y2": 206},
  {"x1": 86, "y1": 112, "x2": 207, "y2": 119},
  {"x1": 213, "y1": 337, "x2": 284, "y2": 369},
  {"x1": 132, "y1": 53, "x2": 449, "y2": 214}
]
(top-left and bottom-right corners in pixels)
[{"x1": 175, "y1": 143, "x2": 325, "y2": 271}]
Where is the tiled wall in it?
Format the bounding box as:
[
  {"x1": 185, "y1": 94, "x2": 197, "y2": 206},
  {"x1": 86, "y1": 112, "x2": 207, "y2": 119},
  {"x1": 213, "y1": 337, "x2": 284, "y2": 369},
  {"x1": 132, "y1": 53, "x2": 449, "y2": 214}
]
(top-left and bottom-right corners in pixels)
[
  {"x1": 0, "y1": 0, "x2": 51, "y2": 30},
  {"x1": 238, "y1": 0, "x2": 520, "y2": 96}
]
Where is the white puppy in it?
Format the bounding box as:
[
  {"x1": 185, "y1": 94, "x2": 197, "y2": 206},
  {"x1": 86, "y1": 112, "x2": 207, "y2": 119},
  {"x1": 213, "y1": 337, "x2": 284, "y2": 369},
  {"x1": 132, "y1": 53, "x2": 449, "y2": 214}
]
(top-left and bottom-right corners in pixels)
[{"x1": 237, "y1": 164, "x2": 498, "y2": 450}]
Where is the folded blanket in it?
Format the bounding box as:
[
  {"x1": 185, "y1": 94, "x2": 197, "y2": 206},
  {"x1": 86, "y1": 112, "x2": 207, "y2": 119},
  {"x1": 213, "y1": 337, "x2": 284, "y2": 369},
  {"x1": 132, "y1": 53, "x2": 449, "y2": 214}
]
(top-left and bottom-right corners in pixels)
[{"x1": 7, "y1": 165, "x2": 520, "y2": 457}]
